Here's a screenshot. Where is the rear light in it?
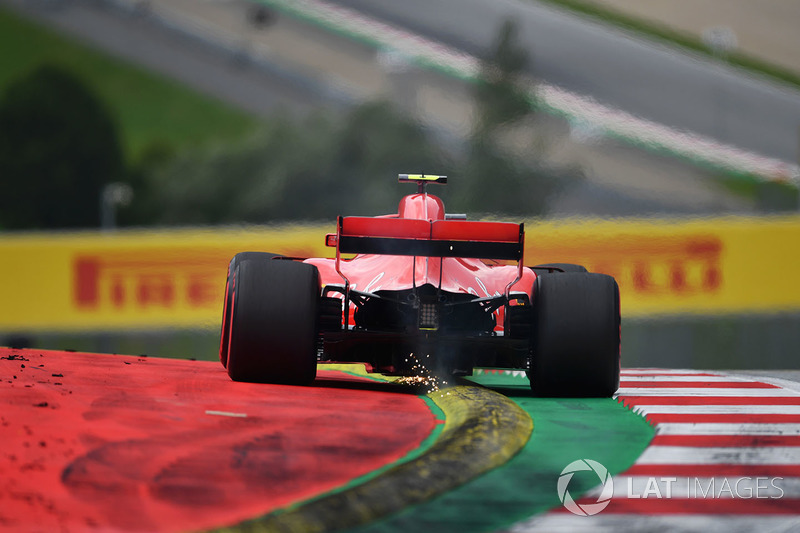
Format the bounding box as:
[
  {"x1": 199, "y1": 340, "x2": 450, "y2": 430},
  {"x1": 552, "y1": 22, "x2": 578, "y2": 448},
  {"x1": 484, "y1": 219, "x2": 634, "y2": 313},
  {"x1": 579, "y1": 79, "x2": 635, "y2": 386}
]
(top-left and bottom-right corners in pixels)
[{"x1": 419, "y1": 303, "x2": 439, "y2": 330}]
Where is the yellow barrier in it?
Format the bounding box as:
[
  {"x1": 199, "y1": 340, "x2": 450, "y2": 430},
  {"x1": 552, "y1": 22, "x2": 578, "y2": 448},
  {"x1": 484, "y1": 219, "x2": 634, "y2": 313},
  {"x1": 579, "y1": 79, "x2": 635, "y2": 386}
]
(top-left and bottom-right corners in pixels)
[
  {"x1": 0, "y1": 225, "x2": 333, "y2": 332},
  {"x1": 526, "y1": 215, "x2": 800, "y2": 317},
  {"x1": 1, "y1": 216, "x2": 799, "y2": 331}
]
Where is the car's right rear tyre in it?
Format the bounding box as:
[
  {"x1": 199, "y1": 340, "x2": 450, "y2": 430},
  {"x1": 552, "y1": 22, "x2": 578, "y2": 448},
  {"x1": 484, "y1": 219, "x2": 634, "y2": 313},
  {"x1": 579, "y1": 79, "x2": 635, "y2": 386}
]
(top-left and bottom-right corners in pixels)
[
  {"x1": 226, "y1": 257, "x2": 319, "y2": 385},
  {"x1": 529, "y1": 272, "x2": 620, "y2": 397}
]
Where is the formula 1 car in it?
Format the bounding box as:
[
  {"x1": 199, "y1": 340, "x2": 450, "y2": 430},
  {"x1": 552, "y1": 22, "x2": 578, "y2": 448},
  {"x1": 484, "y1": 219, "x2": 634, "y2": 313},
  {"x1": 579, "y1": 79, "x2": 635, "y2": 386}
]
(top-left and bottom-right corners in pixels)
[{"x1": 219, "y1": 175, "x2": 620, "y2": 397}]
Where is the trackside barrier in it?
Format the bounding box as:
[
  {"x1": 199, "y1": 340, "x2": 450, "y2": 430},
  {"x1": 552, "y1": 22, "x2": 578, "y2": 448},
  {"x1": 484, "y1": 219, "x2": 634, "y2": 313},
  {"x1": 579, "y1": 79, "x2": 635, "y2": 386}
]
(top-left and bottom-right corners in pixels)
[
  {"x1": 0, "y1": 215, "x2": 799, "y2": 332},
  {"x1": 254, "y1": 0, "x2": 799, "y2": 184}
]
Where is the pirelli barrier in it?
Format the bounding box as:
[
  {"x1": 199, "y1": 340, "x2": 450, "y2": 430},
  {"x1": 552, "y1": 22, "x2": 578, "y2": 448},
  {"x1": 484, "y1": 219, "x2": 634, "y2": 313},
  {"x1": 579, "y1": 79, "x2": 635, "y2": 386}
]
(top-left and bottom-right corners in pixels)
[{"x1": 1, "y1": 215, "x2": 799, "y2": 332}]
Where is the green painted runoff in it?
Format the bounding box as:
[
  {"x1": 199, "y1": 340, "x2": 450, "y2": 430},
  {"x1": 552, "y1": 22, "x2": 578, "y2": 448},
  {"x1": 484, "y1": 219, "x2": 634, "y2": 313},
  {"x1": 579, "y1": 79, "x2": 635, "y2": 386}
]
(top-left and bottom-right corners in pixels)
[{"x1": 350, "y1": 371, "x2": 655, "y2": 533}]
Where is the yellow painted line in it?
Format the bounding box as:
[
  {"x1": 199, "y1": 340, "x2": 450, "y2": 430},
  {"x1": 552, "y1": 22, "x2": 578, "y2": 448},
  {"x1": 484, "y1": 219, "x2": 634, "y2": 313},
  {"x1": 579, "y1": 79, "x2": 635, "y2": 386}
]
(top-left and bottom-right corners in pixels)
[
  {"x1": 317, "y1": 363, "x2": 400, "y2": 382},
  {"x1": 218, "y1": 384, "x2": 532, "y2": 532}
]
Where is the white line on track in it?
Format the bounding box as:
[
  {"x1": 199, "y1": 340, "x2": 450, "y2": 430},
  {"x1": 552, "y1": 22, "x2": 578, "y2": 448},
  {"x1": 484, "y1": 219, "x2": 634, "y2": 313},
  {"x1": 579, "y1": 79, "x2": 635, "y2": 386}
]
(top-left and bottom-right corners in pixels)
[
  {"x1": 620, "y1": 375, "x2": 749, "y2": 382},
  {"x1": 510, "y1": 514, "x2": 800, "y2": 533},
  {"x1": 621, "y1": 369, "x2": 717, "y2": 375},
  {"x1": 617, "y1": 388, "x2": 800, "y2": 397},
  {"x1": 636, "y1": 445, "x2": 800, "y2": 465},
  {"x1": 472, "y1": 369, "x2": 527, "y2": 378},
  {"x1": 656, "y1": 424, "x2": 800, "y2": 436},
  {"x1": 632, "y1": 405, "x2": 800, "y2": 415},
  {"x1": 510, "y1": 371, "x2": 800, "y2": 533},
  {"x1": 732, "y1": 374, "x2": 800, "y2": 395},
  {"x1": 204, "y1": 410, "x2": 247, "y2": 418}
]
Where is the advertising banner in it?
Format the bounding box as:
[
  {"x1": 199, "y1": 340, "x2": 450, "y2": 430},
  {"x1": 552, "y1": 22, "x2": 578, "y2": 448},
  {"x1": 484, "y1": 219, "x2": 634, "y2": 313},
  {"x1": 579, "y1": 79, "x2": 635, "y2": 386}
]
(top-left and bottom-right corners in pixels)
[
  {"x1": 1, "y1": 216, "x2": 799, "y2": 331},
  {"x1": 525, "y1": 215, "x2": 800, "y2": 317},
  {"x1": 0, "y1": 225, "x2": 331, "y2": 332}
]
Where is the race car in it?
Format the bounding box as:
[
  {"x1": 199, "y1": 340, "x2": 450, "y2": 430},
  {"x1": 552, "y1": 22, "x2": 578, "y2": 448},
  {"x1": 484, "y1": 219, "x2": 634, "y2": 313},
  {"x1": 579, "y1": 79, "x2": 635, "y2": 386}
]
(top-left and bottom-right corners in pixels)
[{"x1": 219, "y1": 174, "x2": 620, "y2": 397}]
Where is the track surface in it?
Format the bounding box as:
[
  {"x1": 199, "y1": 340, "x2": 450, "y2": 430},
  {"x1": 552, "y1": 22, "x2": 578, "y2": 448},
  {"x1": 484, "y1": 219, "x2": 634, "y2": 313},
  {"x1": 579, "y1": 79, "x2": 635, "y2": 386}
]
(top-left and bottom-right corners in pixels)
[
  {"x1": 353, "y1": 370, "x2": 654, "y2": 533},
  {"x1": 3, "y1": 349, "x2": 800, "y2": 532},
  {"x1": 0, "y1": 348, "x2": 436, "y2": 532},
  {"x1": 513, "y1": 369, "x2": 800, "y2": 532},
  {"x1": 332, "y1": 0, "x2": 800, "y2": 163}
]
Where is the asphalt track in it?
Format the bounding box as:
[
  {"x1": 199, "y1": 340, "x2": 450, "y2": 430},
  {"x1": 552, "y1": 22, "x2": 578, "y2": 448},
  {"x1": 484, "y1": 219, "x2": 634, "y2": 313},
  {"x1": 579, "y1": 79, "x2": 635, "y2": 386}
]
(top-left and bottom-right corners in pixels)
[
  {"x1": 332, "y1": 0, "x2": 800, "y2": 164},
  {"x1": 3, "y1": 348, "x2": 800, "y2": 532}
]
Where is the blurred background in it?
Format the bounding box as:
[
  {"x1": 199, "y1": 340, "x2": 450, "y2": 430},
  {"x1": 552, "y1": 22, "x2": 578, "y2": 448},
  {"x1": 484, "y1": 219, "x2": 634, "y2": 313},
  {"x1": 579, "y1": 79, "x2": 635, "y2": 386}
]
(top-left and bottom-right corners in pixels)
[{"x1": 1, "y1": 0, "x2": 799, "y2": 368}]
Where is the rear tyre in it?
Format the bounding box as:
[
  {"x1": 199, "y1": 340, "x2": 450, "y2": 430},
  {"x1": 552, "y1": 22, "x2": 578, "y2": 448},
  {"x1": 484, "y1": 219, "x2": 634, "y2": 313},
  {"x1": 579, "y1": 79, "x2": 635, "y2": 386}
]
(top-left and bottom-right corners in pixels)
[
  {"x1": 219, "y1": 252, "x2": 279, "y2": 368},
  {"x1": 532, "y1": 263, "x2": 587, "y2": 274},
  {"x1": 226, "y1": 257, "x2": 319, "y2": 385},
  {"x1": 529, "y1": 272, "x2": 620, "y2": 397}
]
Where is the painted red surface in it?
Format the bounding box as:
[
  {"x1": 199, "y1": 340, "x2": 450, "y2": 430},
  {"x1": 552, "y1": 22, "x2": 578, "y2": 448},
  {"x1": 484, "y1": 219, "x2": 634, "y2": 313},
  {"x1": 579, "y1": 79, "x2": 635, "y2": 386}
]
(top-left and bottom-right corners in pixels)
[
  {"x1": 650, "y1": 434, "x2": 800, "y2": 447},
  {"x1": 625, "y1": 464, "x2": 800, "y2": 477},
  {"x1": 591, "y1": 371, "x2": 800, "y2": 518},
  {"x1": 306, "y1": 192, "x2": 535, "y2": 333},
  {"x1": 644, "y1": 413, "x2": 800, "y2": 424},
  {"x1": 0, "y1": 348, "x2": 435, "y2": 532}
]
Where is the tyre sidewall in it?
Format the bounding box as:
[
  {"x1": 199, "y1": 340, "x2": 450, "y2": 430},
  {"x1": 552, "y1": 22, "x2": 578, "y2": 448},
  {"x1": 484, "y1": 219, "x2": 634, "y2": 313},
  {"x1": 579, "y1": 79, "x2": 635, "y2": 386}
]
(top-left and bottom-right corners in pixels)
[
  {"x1": 227, "y1": 258, "x2": 318, "y2": 385},
  {"x1": 219, "y1": 252, "x2": 279, "y2": 368},
  {"x1": 531, "y1": 272, "x2": 620, "y2": 397}
]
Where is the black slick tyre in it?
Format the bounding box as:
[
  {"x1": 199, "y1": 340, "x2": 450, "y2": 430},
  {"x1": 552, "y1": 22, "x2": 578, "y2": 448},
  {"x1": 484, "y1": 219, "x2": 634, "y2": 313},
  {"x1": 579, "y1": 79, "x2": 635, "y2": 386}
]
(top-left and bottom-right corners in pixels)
[
  {"x1": 529, "y1": 272, "x2": 620, "y2": 397},
  {"x1": 219, "y1": 252, "x2": 279, "y2": 368},
  {"x1": 226, "y1": 257, "x2": 319, "y2": 385},
  {"x1": 532, "y1": 263, "x2": 588, "y2": 274}
]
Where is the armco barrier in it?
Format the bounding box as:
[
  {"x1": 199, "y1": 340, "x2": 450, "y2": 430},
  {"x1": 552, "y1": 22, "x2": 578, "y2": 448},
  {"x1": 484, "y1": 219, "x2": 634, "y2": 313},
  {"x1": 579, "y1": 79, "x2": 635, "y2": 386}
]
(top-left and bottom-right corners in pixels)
[{"x1": 1, "y1": 216, "x2": 799, "y2": 332}]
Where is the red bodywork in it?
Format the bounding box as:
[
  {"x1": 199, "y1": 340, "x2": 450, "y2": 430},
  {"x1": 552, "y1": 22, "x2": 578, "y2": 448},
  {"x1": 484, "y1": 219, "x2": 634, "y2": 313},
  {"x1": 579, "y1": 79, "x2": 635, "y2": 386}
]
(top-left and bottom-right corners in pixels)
[
  {"x1": 302, "y1": 191, "x2": 540, "y2": 375},
  {"x1": 305, "y1": 193, "x2": 536, "y2": 333}
]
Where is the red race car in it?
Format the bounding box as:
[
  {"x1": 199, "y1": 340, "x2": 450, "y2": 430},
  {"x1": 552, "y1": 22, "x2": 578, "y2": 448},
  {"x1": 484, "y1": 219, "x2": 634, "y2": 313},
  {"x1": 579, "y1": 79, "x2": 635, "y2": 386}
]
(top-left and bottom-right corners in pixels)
[{"x1": 219, "y1": 175, "x2": 620, "y2": 397}]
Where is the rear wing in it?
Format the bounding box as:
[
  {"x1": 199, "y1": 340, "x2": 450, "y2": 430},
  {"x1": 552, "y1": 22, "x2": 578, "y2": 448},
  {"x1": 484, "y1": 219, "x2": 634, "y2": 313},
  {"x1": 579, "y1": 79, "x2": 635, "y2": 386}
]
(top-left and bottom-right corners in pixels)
[
  {"x1": 328, "y1": 216, "x2": 524, "y2": 261},
  {"x1": 326, "y1": 216, "x2": 526, "y2": 326}
]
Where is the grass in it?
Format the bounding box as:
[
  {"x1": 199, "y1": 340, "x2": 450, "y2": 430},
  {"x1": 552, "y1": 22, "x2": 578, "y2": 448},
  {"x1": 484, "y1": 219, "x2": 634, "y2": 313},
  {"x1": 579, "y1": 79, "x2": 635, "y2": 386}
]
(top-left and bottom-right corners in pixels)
[
  {"x1": 0, "y1": 6, "x2": 258, "y2": 163},
  {"x1": 534, "y1": 0, "x2": 800, "y2": 91},
  {"x1": 719, "y1": 173, "x2": 799, "y2": 210}
]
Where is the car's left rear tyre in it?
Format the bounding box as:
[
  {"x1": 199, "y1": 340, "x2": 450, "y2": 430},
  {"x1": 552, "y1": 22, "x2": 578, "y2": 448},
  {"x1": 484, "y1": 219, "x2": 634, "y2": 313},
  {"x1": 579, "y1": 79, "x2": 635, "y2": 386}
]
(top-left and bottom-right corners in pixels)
[
  {"x1": 226, "y1": 257, "x2": 319, "y2": 385},
  {"x1": 219, "y1": 252, "x2": 279, "y2": 368}
]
